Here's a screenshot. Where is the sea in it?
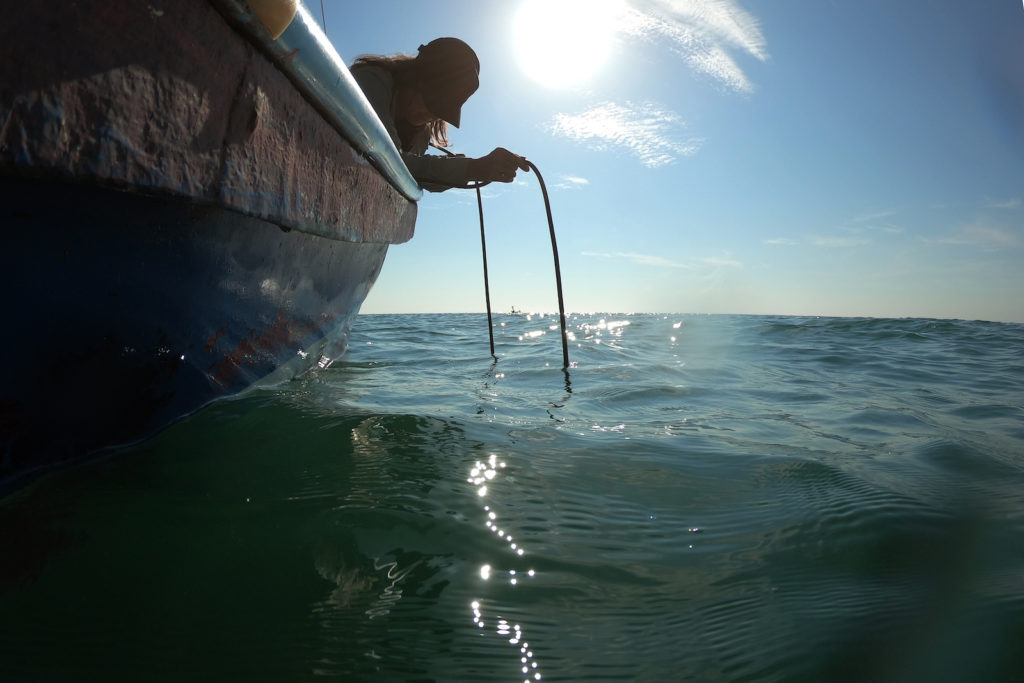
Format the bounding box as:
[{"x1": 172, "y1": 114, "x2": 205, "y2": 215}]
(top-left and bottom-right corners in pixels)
[{"x1": 2, "y1": 312, "x2": 1023, "y2": 682}]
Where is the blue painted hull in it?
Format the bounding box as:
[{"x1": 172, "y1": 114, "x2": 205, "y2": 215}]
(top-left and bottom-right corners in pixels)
[
  {"x1": 0, "y1": 0, "x2": 422, "y2": 490},
  {"x1": 0, "y1": 179, "x2": 389, "y2": 487}
]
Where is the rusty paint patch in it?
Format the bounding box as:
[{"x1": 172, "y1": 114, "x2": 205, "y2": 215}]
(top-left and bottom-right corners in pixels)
[
  {"x1": 206, "y1": 310, "x2": 335, "y2": 389},
  {"x1": 205, "y1": 327, "x2": 227, "y2": 352}
]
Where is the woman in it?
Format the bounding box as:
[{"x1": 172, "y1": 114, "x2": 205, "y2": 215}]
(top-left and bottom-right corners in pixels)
[{"x1": 350, "y1": 38, "x2": 529, "y2": 191}]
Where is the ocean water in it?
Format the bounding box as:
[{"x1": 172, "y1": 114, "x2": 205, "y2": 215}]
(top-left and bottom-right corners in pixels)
[{"x1": 2, "y1": 313, "x2": 1023, "y2": 682}]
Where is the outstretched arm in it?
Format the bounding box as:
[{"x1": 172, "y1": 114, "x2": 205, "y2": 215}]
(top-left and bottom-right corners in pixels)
[
  {"x1": 466, "y1": 147, "x2": 530, "y2": 183},
  {"x1": 410, "y1": 147, "x2": 529, "y2": 192}
]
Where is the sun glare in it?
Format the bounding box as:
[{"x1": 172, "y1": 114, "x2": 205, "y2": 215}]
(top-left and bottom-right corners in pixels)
[{"x1": 513, "y1": 0, "x2": 622, "y2": 89}]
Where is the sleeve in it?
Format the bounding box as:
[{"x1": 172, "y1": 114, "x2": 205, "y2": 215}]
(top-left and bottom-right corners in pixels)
[
  {"x1": 351, "y1": 65, "x2": 472, "y2": 193},
  {"x1": 401, "y1": 153, "x2": 472, "y2": 192}
]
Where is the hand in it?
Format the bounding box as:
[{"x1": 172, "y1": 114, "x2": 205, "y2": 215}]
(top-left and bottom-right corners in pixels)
[{"x1": 467, "y1": 147, "x2": 530, "y2": 183}]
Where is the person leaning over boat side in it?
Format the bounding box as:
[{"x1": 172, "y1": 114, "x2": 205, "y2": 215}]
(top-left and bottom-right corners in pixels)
[{"x1": 350, "y1": 38, "x2": 528, "y2": 192}]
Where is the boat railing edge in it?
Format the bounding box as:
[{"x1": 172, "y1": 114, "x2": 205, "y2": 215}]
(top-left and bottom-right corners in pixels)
[{"x1": 210, "y1": 0, "x2": 423, "y2": 203}]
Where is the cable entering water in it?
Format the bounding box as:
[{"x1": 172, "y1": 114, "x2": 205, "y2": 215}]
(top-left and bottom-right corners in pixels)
[
  {"x1": 524, "y1": 160, "x2": 570, "y2": 370},
  {"x1": 428, "y1": 148, "x2": 570, "y2": 369}
]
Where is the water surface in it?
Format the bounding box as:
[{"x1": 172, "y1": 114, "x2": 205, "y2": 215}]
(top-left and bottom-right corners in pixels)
[{"x1": 2, "y1": 313, "x2": 1023, "y2": 681}]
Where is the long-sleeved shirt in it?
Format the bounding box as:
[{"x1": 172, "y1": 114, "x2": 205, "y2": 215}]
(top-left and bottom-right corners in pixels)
[{"x1": 350, "y1": 64, "x2": 471, "y2": 192}]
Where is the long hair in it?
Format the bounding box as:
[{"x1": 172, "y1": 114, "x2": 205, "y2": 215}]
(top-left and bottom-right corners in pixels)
[{"x1": 352, "y1": 54, "x2": 450, "y2": 150}]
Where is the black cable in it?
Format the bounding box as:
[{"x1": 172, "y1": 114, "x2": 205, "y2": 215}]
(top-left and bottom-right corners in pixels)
[
  {"x1": 427, "y1": 146, "x2": 569, "y2": 368},
  {"x1": 476, "y1": 184, "x2": 496, "y2": 358},
  {"x1": 524, "y1": 161, "x2": 570, "y2": 369}
]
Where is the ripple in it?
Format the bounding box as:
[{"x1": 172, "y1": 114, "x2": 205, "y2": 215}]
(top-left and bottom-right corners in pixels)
[{"x1": 3, "y1": 313, "x2": 1023, "y2": 681}]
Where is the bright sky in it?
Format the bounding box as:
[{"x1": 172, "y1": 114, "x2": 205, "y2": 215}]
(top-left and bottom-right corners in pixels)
[{"x1": 324, "y1": 0, "x2": 1024, "y2": 323}]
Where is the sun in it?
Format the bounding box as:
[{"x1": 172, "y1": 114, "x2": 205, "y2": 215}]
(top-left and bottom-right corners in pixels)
[{"x1": 513, "y1": 0, "x2": 622, "y2": 89}]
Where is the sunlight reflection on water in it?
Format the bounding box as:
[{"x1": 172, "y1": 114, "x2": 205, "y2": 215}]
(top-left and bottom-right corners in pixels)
[
  {"x1": 3, "y1": 314, "x2": 1022, "y2": 681},
  {"x1": 466, "y1": 452, "x2": 544, "y2": 681}
]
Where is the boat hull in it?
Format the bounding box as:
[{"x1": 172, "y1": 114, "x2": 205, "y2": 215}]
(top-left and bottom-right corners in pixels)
[
  {"x1": 1, "y1": 179, "x2": 388, "y2": 486},
  {"x1": 0, "y1": 0, "x2": 419, "y2": 488},
  {"x1": 0, "y1": 0, "x2": 418, "y2": 242}
]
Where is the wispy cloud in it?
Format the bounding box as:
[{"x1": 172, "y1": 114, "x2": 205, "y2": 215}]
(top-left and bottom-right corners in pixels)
[
  {"x1": 701, "y1": 254, "x2": 743, "y2": 268},
  {"x1": 553, "y1": 175, "x2": 591, "y2": 190},
  {"x1": 582, "y1": 250, "x2": 743, "y2": 269},
  {"x1": 852, "y1": 209, "x2": 897, "y2": 224},
  {"x1": 548, "y1": 101, "x2": 702, "y2": 167},
  {"x1": 846, "y1": 209, "x2": 906, "y2": 236},
  {"x1": 583, "y1": 250, "x2": 688, "y2": 268},
  {"x1": 545, "y1": 2, "x2": 766, "y2": 166},
  {"x1": 763, "y1": 237, "x2": 797, "y2": 246},
  {"x1": 620, "y1": 0, "x2": 768, "y2": 93},
  {"x1": 938, "y1": 222, "x2": 1021, "y2": 251},
  {"x1": 986, "y1": 198, "x2": 1022, "y2": 210},
  {"x1": 810, "y1": 235, "x2": 872, "y2": 248}
]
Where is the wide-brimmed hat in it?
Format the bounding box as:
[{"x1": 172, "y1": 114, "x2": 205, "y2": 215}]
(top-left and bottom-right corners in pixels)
[{"x1": 416, "y1": 38, "x2": 480, "y2": 127}]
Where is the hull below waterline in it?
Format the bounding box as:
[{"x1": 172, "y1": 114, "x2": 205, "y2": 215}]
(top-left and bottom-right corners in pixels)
[
  {"x1": 0, "y1": 0, "x2": 422, "y2": 489},
  {"x1": 1, "y1": 179, "x2": 389, "y2": 488}
]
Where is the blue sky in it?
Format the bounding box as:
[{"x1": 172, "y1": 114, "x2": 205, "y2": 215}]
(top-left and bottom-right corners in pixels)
[{"x1": 323, "y1": 0, "x2": 1023, "y2": 322}]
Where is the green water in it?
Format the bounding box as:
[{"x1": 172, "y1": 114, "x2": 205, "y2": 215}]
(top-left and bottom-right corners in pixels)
[{"x1": 2, "y1": 314, "x2": 1023, "y2": 681}]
